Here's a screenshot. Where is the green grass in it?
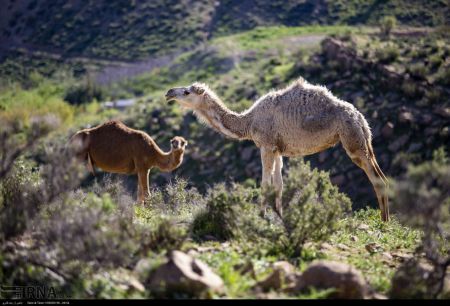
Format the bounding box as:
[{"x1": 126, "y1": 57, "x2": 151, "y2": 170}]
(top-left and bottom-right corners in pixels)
[
  {"x1": 327, "y1": 209, "x2": 421, "y2": 293},
  {"x1": 213, "y1": 25, "x2": 356, "y2": 51},
  {"x1": 134, "y1": 198, "x2": 420, "y2": 297}
]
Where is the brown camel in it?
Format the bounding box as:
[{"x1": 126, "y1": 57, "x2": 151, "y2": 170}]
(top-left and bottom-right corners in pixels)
[
  {"x1": 70, "y1": 120, "x2": 187, "y2": 203},
  {"x1": 165, "y1": 78, "x2": 389, "y2": 221}
]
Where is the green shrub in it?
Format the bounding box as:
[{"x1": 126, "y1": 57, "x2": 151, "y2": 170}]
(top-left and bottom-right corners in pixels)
[
  {"x1": 64, "y1": 78, "x2": 105, "y2": 105},
  {"x1": 191, "y1": 183, "x2": 260, "y2": 241},
  {"x1": 391, "y1": 148, "x2": 450, "y2": 298},
  {"x1": 0, "y1": 118, "x2": 81, "y2": 240},
  {"x1": 408, "y1": 63, "x2": 428, "y2": 80},
  {"x1": 428, "y1": 53, "x2": 443, "y2": 69},
  {"x1": 141, "y1": 216, "x2": 188, "y2": 254},
  {"x1": 375, "y1": 46, "x2": 399, "y2": 64},
  {"x1": 144, "y1": 178, "x2": 204, "y2": 221},
  {"x1": 435, "y1": 67, "x2": 450, "y2": 86},
  {"x1": 191, "y1": 159, "x2": 352, "y2": 258},
  {"x1": 275, "y1": 159, "x2": 352, "y2": 257},
  {"x1": 401, "y1": 80, "x2": 421, "y2": 98},
  {"x1": 380, "y1": 16, "x2": 397, "y2": 37}
]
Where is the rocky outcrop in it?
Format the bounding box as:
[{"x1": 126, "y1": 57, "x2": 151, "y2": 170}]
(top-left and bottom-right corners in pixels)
[
  {"x1": 294, "y1": 260, "x2": 369, "y2": 299},
  {"x1": 146, "y1": 250, "x2": 224, "y2": 297}
]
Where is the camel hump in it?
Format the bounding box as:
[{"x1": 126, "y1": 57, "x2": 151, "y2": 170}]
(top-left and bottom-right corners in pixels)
[{"x1": 102, "y1": 120, "x2": 125, "y2": 128}]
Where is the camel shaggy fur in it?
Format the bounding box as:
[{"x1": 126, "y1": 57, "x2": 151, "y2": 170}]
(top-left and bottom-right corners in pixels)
[
  {"x1": 165, "y1": 78, "x2": 389, "y2": 221},
  {"x1": 70, "y1": 120, "x2": 187, "y2": 203}
]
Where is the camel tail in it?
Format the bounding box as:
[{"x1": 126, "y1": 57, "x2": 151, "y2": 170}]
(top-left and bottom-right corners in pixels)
[
  {"x1": 363, "y1": 119, "x2": 390, "y2": 222},
  {"x1": 366, "y1": 141, "x2": 388, "y2": 183}
]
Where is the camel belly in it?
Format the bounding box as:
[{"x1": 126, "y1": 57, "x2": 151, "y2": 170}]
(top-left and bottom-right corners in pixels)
[
  {"x1": 89, "y1": 151, "x2": 137, "y2": 174},
  {"x1": 276, "y1": 130, "x2": 340, "y2": 157}
]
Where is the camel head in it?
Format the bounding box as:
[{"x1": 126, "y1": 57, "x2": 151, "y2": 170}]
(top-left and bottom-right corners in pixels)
[
  {"x1": 165, "y1": 82, "x2": 211, "y2": 110},
  {"x1": 170, "y1": 136, "x2": 188, "y2": 152}
]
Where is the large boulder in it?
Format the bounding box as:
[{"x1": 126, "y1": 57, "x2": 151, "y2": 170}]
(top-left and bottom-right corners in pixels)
[
  {"x1": 295, "y1": 260, "x2": 369, "y2": 299},
  {"x1": 147, "y1": 250, "x2": 224, "y2": 297}
]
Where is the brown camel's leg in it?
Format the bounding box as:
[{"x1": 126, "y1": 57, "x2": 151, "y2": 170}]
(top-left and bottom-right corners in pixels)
[
  {"x1": 136, "y1": 174, "x2": 143, "y2": 203},
  {"x1": 137, "y1": 169, "x2": 150, "y2": 204},
  {"x1": 260, "y1": 147, "x2": 276, "y2": 216}
]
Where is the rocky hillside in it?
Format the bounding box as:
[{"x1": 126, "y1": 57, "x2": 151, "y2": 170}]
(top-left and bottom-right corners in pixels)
[{"x1": 1, "y1": 0, "x2": 448, "y2": 61}]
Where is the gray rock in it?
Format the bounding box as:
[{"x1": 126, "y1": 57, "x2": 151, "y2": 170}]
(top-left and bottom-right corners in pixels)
[
  {"x1": 388, "y1": 134, "x2": 409, "y2": 152},
  {"x1": 241, "y1": 147, "x2": 254, "y2": 161},
  {"x1": 147, "y1": 250, "x2": 224, "y2": 297},
  {"x1": 331, "y1": 174, "x2": 346, "y2": 185},
  {"x1": 318, "y1": 151, "x2": 329, "y2": 163},
  {"x1": 407, "y1": 142, "x2": 423, "y2": 153},
  {"x1": 381, "y1": 122, "x2": 395, "y2": 138},
  {"x1": 419, "y1": 114, "x2": 434, "y2": 125},
  {"x1": 398, "y1": 111, "x2": 414, "y2": 123},
  {"x1": 433, "y1": 107, "x2": 450, "y2": 118},
  {"x1": 295, "y1": 260, "x2": 369, "y2": 299}
]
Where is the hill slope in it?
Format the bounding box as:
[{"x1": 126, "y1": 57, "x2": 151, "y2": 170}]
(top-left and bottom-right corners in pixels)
[{"x1": 1, "y1": 0, "x2": 448, "y2": 61}]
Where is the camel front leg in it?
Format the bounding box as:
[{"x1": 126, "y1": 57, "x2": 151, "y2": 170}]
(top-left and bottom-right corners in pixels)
[
  {"x1": 137, "y1": 169, "x2": 150, "y2": 205},
  {"x1": 273, "y1": 155, "x2": 283, "y2": 217},
  {"x1": 260, "y1": 147, "x2": 275, "y2": 216}
]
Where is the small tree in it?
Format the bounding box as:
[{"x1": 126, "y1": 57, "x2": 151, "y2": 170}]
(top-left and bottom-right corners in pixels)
[{"x1": 380, "y1": 16, "x2": 397, "y2": 37}]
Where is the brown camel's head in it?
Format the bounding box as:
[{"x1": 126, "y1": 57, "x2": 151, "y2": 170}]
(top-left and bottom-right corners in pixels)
[
  {"x1": 165, "y1": 83, "x2": 211, "y2": 110},
  {"x1": 170, "y1": 136, "x2": 188, "y2": 151}
]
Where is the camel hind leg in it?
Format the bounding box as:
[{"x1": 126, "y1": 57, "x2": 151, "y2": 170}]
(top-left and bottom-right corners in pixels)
[{"x1": 340, "y1": 131, "x2": 389, "y2": 222}]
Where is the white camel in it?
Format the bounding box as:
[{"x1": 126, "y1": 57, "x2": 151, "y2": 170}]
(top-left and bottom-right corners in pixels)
[{"x1": 165, "y1": 78, "x2": 389, "y2": 221}]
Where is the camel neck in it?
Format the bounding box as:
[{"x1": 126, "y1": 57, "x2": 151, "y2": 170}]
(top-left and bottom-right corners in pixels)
[
  {"x1": 155, "y1": 149, "x2": 184, "y2": 172},
  {"x1": 194, "y1": 98, "x2": 252, "y2": 140}
]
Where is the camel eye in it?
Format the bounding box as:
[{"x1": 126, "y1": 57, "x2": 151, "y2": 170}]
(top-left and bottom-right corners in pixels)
[{"x1": 183, "y1": 90, "x2": 190, "y2": 96}]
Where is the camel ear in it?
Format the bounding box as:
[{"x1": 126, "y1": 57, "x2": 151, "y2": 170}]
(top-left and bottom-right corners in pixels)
[{"x1": 192, "y1": 85, "x2": 205, "y2": 95}]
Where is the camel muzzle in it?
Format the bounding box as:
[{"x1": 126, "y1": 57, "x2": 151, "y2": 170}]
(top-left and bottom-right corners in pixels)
[{"x1": 165, "y1": 93, "x2": 176, "y2": 105}]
